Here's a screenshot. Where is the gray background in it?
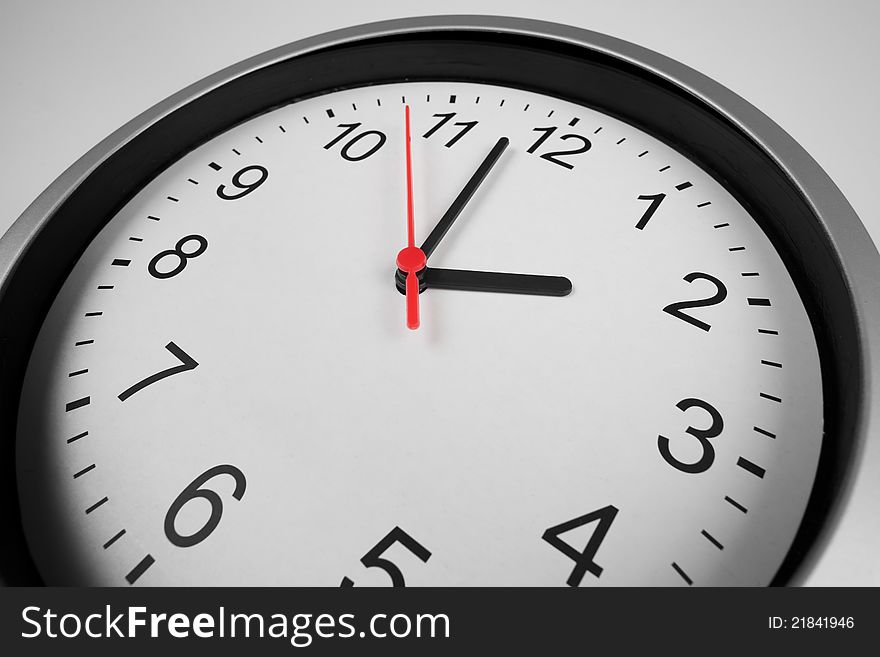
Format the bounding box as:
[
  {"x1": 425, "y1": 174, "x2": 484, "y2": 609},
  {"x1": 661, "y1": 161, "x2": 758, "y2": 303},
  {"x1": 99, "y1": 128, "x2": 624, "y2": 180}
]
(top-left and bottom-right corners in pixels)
[{"x1": 1, "y1": 0, "x2": 877, "y2": 585}]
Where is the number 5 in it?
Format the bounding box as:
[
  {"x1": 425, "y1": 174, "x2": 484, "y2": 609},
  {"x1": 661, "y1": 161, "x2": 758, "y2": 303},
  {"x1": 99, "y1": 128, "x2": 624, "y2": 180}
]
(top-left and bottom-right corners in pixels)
[{"x1": 340, "y1": 526, "x2": 431, "y2": 587}]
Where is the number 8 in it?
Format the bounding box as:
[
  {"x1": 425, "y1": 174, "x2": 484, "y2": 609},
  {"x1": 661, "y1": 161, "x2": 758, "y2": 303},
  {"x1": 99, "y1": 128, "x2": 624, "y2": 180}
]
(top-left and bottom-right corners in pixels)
[{"x1": 148, "y1": 234, "x2": 208, "y2": 279}]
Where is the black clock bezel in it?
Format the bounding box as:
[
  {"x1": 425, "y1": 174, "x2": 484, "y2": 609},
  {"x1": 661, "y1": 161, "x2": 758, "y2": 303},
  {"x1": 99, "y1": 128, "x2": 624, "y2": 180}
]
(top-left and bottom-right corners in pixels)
[{"x1": 0, "y1": 24, "x2": 865, "y2": 586}]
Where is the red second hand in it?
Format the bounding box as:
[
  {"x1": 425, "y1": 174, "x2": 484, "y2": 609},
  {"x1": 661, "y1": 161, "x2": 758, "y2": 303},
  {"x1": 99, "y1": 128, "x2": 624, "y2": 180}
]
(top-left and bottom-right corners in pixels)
[{"x1": 396, "y1": 105, "x2": 426, "y2": 330}]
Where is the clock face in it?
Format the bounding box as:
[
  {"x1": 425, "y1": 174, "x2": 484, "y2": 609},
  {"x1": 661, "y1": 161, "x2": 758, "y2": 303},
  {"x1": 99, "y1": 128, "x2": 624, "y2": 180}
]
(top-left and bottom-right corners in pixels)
[{"x1": 16, "y1": 80, "x2": 823, "y2": 586}]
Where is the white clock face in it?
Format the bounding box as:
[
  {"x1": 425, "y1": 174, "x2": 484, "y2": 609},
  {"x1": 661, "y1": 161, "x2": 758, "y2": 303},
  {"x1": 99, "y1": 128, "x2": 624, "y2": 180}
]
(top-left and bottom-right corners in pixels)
[{"x1": 17, "y1": 81, "x2": 822, "y2": 586}]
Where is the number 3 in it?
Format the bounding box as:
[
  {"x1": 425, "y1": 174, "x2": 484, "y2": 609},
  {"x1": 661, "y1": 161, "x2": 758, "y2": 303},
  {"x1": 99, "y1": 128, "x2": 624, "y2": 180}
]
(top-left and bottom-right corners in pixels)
[{"x1": 658, "y1": 398, "x2": 724, "y2": 474}]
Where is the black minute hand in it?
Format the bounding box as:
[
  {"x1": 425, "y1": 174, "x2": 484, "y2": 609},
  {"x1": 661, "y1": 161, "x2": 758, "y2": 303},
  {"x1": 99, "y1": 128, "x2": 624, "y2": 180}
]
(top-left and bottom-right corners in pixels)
[
  {"x1": 420, "y1": 137, "x2": 509, "y2": 258},
  {"x1": 425, "y1": 268, "x2": 572, "y2": 297}
]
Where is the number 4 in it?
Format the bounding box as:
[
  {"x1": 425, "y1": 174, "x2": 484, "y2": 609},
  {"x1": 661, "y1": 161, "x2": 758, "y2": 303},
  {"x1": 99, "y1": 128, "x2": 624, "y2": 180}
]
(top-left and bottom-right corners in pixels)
[{"x1": 542, "y1": 505, "x2": 619, "y2": 586}]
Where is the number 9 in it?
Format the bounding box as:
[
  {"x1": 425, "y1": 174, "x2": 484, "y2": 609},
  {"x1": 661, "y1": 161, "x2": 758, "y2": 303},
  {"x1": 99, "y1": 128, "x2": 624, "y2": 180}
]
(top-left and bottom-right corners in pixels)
[{"x1": 216, "y1": 165, "x2": 268, "y2": 200}]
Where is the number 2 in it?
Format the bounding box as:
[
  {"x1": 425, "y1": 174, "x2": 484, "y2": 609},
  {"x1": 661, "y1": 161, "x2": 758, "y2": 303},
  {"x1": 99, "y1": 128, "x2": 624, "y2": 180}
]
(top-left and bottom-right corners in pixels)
[{"x1": 663, "y1": 272, "x2": 728, "y2": 331}]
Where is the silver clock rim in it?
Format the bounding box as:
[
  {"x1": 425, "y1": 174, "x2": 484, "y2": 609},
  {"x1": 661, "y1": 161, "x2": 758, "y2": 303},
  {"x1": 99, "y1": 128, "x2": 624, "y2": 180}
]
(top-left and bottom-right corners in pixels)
[{"x1": 1, "y1": 15, "x2": 877, "y2": 586}]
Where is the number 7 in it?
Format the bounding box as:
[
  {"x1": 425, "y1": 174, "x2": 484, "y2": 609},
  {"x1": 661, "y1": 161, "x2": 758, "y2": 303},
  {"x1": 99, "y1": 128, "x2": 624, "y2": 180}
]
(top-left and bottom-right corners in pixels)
[{"x1": 118, "y1": 341, "x2": 198, "y2": 402}]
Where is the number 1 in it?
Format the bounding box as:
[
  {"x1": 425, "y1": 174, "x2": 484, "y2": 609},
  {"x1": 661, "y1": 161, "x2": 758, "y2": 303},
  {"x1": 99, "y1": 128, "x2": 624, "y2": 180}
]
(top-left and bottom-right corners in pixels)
[{"x1": 635, "y1": 193, "x2": 666, "y2": 229}]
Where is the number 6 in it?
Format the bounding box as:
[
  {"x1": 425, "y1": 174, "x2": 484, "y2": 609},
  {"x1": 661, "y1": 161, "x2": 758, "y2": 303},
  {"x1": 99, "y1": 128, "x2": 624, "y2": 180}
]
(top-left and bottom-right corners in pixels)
[{"x1": 164, "y1": 464, "x2": 247, "y2": 548}]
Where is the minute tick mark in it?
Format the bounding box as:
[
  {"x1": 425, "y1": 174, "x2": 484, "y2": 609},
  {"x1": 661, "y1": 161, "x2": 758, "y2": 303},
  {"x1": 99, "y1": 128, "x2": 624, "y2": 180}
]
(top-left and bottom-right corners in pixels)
[
  {"x1": 103, "y1": 529, "x2": 126, "y2": 549},
  {"x1": 737, "y1": 457, "x2": 766, "y2": 479},
  {"x1": 671, "y1": 562, "x2": 693, "y2": 585},
  {"x1": 65, "y1": 397, "x2": 90, "y2": 412},
  {"x1": 125, "y1": 555, "x2": 155, "y2": 585},
  {"x1": 701, "y1": 530, "x2": 724, "y2": 550},
  {"x1": 754, "y1": 426, "x2": 776, "y2": 439},
  {"x1": 67, "y1": 431, "x2": 89, "y2": 444},
  {"x1": 85, "y1": 497, "x2": 108, "y2": 514},
  {"x1": 73, "y1": 464, "x2": 96, "y2": 479}
]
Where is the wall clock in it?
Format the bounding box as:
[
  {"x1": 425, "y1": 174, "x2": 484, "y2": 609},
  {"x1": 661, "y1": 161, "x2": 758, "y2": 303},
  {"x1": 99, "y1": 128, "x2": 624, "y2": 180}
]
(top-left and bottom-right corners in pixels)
[{"x1": 1, "y1": 16, "x2": 877, "y2": 586}]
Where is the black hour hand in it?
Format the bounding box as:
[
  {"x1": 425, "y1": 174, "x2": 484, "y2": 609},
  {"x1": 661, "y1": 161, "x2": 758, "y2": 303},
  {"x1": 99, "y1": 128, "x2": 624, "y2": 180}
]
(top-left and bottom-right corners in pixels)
[{"x1": 424, "y1": 268, "x2": 572, "y2": 296}]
